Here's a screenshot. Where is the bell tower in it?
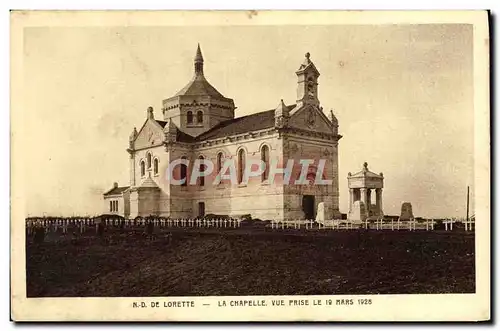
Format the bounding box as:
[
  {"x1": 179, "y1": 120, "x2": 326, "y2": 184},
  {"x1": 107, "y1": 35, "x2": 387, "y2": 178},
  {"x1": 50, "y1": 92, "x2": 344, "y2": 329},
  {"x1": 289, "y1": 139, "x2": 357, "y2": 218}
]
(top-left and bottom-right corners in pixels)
[
  {"x1": 296, "y1": 52, "x2": 320, "y2": 108},
  {"x1": 162, "y1": 44, "x2": 235, "y2": 137}
]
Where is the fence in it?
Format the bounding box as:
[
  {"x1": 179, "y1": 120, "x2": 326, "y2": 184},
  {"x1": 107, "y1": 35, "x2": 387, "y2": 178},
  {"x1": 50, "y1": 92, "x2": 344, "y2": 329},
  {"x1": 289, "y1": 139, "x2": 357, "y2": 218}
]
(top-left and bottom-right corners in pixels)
[
  {"x1": 270, "y1": 219, "x2": 355, "y2": 230},
  {"x1": 25, "y1": 216, "x2": 475, "y2": 237},
  {"x1": 25, "y1": 217, "x2": 245, "y2": 236},
  {"x1": 269, "y1": 217, "x2": 475, "y2": 232}
]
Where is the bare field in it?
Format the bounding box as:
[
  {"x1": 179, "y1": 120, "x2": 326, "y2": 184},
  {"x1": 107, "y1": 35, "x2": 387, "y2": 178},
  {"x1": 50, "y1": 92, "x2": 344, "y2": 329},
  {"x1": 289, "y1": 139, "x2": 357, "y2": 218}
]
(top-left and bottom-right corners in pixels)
[{"x1": 26, "y1": 228, "x2": 475, "y2": 297}]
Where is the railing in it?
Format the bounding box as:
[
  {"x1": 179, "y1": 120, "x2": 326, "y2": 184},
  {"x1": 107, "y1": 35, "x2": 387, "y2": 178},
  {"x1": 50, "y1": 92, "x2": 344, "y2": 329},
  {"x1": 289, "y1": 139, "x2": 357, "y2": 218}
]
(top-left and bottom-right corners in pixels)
[
  {"x1": 25, "y1": 217, "x2": 244, "y2": 235},
  {"x1": 25, "y1": 216, "x2": 476, "y2": 235},
  {"x1": 270, "y1": 219, "x2": 355, "y2": 230}
]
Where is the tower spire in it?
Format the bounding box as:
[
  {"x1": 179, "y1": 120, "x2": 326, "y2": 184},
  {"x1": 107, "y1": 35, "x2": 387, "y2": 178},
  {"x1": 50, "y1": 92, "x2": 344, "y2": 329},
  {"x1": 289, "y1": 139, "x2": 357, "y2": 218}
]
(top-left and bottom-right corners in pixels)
[
  {"x1": 194, "y1": 43, "x2": 204, "y2": 76},
  {"x1": 295, "y1": 51, "x2": 320, "y2": 107}
]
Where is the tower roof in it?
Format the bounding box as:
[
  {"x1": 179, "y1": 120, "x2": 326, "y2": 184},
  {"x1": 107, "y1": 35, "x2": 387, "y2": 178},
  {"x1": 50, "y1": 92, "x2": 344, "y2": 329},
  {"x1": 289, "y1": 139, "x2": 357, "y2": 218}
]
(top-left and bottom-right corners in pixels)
[
  {"x1": 174, "y1": 44, "x2": 226, "y2": 99},
  {"x1": 296, "y1": 52, "x2": 320, "y2": 76},
  {"x1": 175, "y1": 75, "x2": 226, "y2": 98}
]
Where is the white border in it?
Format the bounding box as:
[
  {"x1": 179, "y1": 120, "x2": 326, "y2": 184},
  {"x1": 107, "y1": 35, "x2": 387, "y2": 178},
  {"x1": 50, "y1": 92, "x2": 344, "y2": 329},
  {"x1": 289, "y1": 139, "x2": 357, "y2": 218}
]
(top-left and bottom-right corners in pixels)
[{"x1": 5, "y1": 4, "x2": 495, "y2": 327}]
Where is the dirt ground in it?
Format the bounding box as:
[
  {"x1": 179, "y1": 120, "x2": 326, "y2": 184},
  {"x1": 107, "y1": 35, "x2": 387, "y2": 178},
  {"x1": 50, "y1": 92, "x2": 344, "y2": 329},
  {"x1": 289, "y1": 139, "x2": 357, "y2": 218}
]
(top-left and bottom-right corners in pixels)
[{"x1": 26, "y1": 228, "x2": 475, "y2": 297}]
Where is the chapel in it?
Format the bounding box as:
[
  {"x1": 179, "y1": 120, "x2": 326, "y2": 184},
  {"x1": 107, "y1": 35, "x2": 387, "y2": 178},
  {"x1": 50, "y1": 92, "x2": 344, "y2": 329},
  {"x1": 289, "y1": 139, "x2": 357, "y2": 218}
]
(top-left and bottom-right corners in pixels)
[{"x1": 103, "y1": 45, "x2": 342, "y2": 221}]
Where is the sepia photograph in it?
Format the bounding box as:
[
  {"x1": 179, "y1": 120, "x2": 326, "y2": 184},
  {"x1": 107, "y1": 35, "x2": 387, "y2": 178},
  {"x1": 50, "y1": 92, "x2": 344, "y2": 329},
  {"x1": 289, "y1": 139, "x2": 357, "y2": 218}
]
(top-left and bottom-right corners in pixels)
[{"x1": 10, "y1": 10, "x2": 490, "y2": 321}]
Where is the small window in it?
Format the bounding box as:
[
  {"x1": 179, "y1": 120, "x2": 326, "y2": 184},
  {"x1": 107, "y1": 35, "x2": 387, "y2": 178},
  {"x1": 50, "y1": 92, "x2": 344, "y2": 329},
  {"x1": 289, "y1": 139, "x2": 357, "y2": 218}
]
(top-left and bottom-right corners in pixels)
[
  {"x1": 154, "y1": 158, "x2": 159, "y2": 175},
  {"x1": 140, "y1": 160, "x2": 145, "y2": 177},
  {"x1": 147, "y1": 152, "x2": 152, "y2": 169},
  {"x1": 109, "y1": 201, "x2": 112, "y2": 212},
  {"x1": 187, "y1": 111, "x2": 193, "y2": 124},
  {"x1": 115, "y1": 200, "x2": 119, "y2": 212},
  {"x1": 197, "y1": 111, "x2": 203, "y2": 123},
  {"x1": 199, "y1": 156, "x2": 205, "y2": 187},
  {"x1": 198, "y1": 202, "x2": 205, "y2": 218}
]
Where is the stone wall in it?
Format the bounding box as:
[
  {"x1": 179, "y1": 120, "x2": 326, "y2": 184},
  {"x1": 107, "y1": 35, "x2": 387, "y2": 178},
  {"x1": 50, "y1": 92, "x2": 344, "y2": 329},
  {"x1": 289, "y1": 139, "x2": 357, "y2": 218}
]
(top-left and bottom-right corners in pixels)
[
  {"x1": 133, "y1": 144, "x2": 166, "y2": 190},
  {"x1": 137, "y1": 188, "x2": 160, "y2": 217},
  {"x1": 103, "y1": 194, "x2": 127, "y2": 218},
  {"x1": 289, "y1": 105, "x2": 333, "y2": 134},
  {"x1": 129, "y1": 190, "x2": 138, "y2": 218},
  {"x1": 282, "y1": 133, "x2": 340, "y2": 220},
  {"x1": 123, "y1": 190, "x2": 130, "y2": 218},
  {"x1": 163, "y1": 95, "x2": 235, "y2": 137},
  {"x1": 165, "y1": 132, "x2": 285, "y2": 220}
]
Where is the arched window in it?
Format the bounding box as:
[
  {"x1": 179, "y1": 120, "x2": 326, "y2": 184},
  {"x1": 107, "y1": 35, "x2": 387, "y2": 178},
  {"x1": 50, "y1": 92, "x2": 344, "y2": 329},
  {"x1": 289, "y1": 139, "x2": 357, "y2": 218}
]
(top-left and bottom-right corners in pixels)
[
  {"x1": 153, "y1": 158, "x2": 159, "y2": 175},
  {"x1": 187, "y1": 111, "x2": 193, "y2": 124},
  {"x1": 216, "y1": 152, "x2": 224, "y2": 185},
  {"x1": 197, "y1": 111, "x2": 203, "y2": 123},
  {"x1": 180, "y1": 156, "x2": 188, "y2": 187},
  {"x1": 261, "y1": 145, "x2": 270, "y2": 181},
  {"x1": 147, "y1": 152, "x2": 152, "y2": 169},
  {"x1": 199, "y1": 156, "x2": 205, "y2": 187},
  {"x1": 140, "y1": 160, "x2": 145, "y2": 177},
  {"x1": 216, "y1": 152, "x2": 223, "y2": 174},
  {"x1": 237, "y1": 149, "x2": 245, "y2": 184}
]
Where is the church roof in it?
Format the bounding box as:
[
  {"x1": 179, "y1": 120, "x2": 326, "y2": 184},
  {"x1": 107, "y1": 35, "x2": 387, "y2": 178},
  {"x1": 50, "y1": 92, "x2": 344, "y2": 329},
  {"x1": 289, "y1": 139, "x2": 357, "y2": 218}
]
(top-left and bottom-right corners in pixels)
[
  {"x1": 103, "y1": 186, "x2": 130, "y2": 196},
  {"x1": 174, "y1": 44, "x2": 227, "y2": 99},
  {"x1": 174, "y1": 74, "x2": 226, "y2": 98},
  {"x1": 195, "y1": 104, "x2": 296, "y2": 141}
]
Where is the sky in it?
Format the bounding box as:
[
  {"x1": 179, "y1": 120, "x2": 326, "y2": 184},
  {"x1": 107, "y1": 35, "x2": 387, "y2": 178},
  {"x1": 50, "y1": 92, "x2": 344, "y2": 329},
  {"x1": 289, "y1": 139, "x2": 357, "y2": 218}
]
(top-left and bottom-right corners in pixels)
[{"x1": 20, "y1": 23, "x2": 474, "y2": 218}]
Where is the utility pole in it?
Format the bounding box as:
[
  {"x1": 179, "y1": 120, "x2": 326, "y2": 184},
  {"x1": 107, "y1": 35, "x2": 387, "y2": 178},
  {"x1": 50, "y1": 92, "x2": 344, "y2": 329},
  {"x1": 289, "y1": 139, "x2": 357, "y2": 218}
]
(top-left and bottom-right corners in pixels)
[{"x1": 466, "y1": 186, "x2": 470, "y2": 224}]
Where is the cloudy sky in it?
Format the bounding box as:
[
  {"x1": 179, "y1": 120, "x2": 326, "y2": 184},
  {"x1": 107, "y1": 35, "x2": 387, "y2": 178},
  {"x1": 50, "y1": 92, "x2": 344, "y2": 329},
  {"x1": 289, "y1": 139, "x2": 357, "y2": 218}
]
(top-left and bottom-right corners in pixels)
[{"x1": 20, "y1": 23, "x2": 474, "y2": 218}]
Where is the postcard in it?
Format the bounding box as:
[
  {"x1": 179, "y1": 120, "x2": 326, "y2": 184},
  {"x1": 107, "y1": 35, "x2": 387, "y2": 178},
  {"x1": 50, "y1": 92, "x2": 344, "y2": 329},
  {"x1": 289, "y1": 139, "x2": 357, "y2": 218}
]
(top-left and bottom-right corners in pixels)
[{"x1": 10, "y1": 10, "x2": 490, "y2": 322}]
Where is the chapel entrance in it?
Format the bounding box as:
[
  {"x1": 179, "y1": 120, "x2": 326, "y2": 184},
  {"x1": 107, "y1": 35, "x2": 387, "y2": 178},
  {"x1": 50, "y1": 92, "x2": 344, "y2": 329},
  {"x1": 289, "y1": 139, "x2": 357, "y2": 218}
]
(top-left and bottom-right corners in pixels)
[
  {"x1": 198, "y1": 202, "x2": 205, "y2": 218},
  {"x1": 302, "y1": 195, "x2": 315, "y2": 220}
]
